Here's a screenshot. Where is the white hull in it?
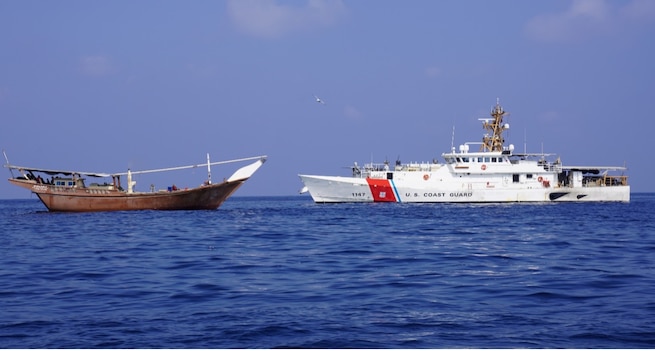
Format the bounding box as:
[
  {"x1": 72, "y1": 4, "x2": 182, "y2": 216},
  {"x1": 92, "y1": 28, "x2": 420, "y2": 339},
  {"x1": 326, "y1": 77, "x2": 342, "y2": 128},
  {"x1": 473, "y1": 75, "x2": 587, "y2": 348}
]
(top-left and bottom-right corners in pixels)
[
  {"x1": 299, "y1": 174, "x2": 630, "y2": 203},
  {"x1": 298, "y1": 100, "x2": 629, "y2": 204}
]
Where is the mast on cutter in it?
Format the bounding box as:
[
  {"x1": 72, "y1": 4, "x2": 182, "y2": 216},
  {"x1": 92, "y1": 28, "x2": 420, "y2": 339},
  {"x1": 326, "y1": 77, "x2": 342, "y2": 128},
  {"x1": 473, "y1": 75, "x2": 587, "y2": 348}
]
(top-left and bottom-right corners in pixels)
[{"x1": 480, "y1": 99, "x2": 509, "y2": 152}]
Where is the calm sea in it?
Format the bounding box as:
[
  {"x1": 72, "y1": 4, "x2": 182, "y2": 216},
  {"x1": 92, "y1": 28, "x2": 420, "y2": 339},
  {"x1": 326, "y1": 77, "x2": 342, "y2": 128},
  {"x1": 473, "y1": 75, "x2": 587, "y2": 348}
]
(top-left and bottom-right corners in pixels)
[{"x1": 1, "y1": 194, "x2": 654, "y2": 348}]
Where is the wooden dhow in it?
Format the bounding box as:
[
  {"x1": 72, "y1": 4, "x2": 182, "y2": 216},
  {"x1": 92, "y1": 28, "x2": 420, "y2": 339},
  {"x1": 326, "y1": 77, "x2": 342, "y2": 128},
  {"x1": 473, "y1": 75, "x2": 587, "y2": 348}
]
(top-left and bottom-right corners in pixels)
[
  {"x1": 299, "y1": 100, "x2": 629, "y2": 203},
  {"x1": 4, "y1": 152, "x2": 267, "y2": 212}
]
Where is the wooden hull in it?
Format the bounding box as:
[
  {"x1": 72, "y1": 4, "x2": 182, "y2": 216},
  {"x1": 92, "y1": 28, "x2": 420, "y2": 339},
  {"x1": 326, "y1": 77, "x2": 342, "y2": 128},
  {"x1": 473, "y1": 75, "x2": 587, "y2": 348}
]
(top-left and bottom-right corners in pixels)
[
  {"x1": 6, "y1": 155, "x2": 266, "y2": 212},
  {"x1": 9, "y1": 178, "x2": 247, "y2": 212}
]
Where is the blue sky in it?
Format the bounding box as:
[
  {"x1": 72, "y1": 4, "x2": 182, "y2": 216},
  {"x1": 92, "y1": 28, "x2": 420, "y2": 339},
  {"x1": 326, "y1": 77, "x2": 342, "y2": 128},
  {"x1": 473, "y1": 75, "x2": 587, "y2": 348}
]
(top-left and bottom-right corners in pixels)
[{"x1": 1, "y1": 0, "x2": 654, "y2": 199}]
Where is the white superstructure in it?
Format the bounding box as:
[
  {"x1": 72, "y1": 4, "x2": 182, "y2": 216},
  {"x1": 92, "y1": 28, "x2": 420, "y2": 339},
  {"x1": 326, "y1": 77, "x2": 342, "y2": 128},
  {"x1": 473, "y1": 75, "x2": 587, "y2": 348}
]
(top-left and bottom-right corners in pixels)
[{"x1": 298, "y1": 101, "x2": 629, "y2": 203}]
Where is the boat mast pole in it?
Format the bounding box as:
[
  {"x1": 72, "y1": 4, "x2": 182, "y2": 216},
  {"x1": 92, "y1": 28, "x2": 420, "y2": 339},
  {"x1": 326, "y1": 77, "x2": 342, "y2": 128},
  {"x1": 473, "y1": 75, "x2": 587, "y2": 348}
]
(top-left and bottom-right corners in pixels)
[
  {"x1": 2, "y1": 150, "x2": 15, "y2": 178},
  {"x1": 116, "y1": 155, "x2": 265, "y2": 176},
  {"x1": 127, "y1": 169, "x2": 133, "y2": 193},
  {"x1": 206, "y1": 153, "x2": 212, "y2": 185},
  {"x1": 481, "y1": 99, "x2": 508, "y2": 152}
]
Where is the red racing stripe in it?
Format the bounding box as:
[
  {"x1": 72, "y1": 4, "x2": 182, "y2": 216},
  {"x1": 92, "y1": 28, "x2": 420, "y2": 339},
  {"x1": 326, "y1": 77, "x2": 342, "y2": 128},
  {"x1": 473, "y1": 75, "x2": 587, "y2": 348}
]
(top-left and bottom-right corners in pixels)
[{"x1": 366, "y1": 178, "x2": 397, "y2": 202}]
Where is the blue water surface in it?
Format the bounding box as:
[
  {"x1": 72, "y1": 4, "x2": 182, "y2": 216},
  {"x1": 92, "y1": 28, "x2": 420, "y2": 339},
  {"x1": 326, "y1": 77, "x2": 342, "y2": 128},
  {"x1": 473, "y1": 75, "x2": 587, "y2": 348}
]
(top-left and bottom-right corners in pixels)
[{"x1": 1, "y1": 194, "x2": 654, "y2": 348}]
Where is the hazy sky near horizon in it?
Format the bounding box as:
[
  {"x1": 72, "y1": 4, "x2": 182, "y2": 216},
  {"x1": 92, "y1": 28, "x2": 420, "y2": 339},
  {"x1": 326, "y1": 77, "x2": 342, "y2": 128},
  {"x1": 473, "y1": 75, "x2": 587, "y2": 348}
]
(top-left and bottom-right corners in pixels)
[{"x1": 1, "y1": 0, "x2": 654, "y2": 199}]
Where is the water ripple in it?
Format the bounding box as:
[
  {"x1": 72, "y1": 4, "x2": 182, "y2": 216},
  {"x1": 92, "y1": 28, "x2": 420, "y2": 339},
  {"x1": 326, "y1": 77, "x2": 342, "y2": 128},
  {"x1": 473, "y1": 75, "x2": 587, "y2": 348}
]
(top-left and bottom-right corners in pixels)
[{"x1": 0, "y1": 195, "x2": 654, "y2": 348}]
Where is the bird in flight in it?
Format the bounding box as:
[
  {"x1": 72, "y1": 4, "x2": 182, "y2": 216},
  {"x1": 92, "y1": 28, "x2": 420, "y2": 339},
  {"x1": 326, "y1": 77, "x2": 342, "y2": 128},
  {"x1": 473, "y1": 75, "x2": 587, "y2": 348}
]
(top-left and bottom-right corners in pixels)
[{"x1": 314, "y1": 94, "x2": 325, "y2": 104}]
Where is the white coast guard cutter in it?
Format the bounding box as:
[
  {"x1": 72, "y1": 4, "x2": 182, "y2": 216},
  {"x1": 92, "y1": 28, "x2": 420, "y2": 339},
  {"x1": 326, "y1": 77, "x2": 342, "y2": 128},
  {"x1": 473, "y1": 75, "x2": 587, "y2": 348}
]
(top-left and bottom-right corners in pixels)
[{"x1": 298, "y1": 100, "x2": 629, "y2": 203}]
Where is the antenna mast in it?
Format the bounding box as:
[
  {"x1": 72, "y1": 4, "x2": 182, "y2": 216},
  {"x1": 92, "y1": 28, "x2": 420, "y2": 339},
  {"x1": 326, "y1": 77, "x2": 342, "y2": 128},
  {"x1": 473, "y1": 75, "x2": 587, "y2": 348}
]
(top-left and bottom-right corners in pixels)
[{"x1": 480, "y1": 99, "x2": 509, "y2": 152}]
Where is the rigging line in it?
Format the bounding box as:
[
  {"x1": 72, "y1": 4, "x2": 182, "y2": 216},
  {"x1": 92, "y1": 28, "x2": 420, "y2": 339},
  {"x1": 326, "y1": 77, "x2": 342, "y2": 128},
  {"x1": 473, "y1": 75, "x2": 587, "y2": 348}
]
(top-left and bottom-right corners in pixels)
[{"x1": 112, "y1": 155, "x2": 267, "y2": 176}]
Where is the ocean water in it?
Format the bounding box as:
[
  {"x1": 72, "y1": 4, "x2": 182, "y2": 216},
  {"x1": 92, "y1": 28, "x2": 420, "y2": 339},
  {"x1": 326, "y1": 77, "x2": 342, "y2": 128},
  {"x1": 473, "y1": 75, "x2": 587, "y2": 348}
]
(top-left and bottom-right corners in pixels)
[{"x1": 1, "y1": 194, "x2": 654, "y2": 348}]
